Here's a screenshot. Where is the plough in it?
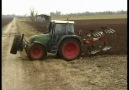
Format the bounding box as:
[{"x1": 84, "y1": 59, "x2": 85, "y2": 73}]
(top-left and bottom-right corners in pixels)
[{"x1": 80, "y1": 27, "x2": 115, "y2": 55}]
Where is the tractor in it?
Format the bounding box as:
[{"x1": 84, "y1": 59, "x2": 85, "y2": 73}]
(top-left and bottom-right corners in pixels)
[{"x1": 10, "y1": 20, "x2": 115, "y2": 61}]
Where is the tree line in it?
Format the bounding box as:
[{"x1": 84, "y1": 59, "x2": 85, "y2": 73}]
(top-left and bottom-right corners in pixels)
[{"x1": 50, "y1": 10, "x2": 127, "y2": 16}]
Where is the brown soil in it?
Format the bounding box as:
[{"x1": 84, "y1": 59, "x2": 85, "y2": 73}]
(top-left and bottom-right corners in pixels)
[{"x1": 2, "y1": 17, "x2": 13, "y2": 27}]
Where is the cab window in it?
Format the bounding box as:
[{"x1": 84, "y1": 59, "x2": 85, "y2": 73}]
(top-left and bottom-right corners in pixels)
[
  {"x1": 67, "y1": 24, "x2": 74, "y2": 35},
  {"x1": 55, "y1": 24, "x2": 66, "y2": 34}
]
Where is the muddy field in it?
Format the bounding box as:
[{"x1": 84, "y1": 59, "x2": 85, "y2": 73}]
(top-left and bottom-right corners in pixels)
[
  {"x1": 2, "y1": 18, "x2": 127, "y2": 90},
  {"x1": 2, "y1": 17, "x2": 13, "y2": 27},
  {"x1": 26, "y1": 18, "x2": 127, "y2": 55}
]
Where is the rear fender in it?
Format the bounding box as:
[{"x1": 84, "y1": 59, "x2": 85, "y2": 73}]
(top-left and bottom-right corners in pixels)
[{"x1": 58, "y1": 35, "x2": 82, "y2": 48}]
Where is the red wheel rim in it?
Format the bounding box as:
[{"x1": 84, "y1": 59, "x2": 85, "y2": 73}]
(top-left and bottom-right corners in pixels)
[
  {"x1": 30, "y1": 46, "x2": 43, "y2": 59},
  {"x1": 63, "y1": 42, "x2": 79, "y2": 59}
]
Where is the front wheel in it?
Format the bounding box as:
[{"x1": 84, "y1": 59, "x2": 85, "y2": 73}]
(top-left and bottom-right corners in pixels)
[
  {"x1": 27, "y1": 44, "x2": 46, "y2": 60},
  {"x1": 58, "y1": 39, "x2": 81, "y2": 61}
]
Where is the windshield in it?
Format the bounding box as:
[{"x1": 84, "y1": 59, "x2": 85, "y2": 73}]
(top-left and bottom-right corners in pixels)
[{"x1": 48, "y1": 22, "x2": 54, "y2": 34}]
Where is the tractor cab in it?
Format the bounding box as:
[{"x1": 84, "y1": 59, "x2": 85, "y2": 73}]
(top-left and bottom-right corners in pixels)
[
  {"x1": 49, "y1": 20, "x2": 75, "y2": 34},
  {"x1": 48, "y1": 20, "x2": 75, "y2": 43}
]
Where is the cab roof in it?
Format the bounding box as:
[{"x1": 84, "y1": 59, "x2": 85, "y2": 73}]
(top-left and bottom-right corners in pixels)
[{"x1": 51, "y1": 20, "x2": 74, "y2": 24}]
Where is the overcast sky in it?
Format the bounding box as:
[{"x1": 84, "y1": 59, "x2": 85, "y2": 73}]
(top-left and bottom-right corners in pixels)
[{"x1": 2, "y1": 0, "x2": 127, "y2": 15}]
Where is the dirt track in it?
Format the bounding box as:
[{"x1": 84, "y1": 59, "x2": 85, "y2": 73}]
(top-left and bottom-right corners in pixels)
[{"x1": 2, "y1": 18, "x2": 127, "y2": 90}]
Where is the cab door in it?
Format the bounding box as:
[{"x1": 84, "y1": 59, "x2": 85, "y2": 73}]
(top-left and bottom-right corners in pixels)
[
  {"x1": 49, "y1": 23, "x2": 67, "y2": 53},
  {"x1": 52, "y1": 23, "x2": 67, "y2": 43}
]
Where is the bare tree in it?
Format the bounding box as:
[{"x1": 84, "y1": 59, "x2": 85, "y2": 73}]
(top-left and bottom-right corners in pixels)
[
  {"x1": 35, "y1": 13, "x2": 38, "y2": 21},
  {"x1": 30, "y1": 8, "x2": 36, "y2": 22}
]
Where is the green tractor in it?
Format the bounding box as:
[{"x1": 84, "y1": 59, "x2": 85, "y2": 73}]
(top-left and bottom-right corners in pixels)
[
  {"x1": 10, "y1": 20, "x2": 82, "y2": 61},
  {"x1": 10, "y1": 20, "x2": 115, "y2": 61}
]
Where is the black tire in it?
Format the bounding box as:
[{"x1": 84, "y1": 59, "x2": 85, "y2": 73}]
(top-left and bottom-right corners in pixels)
[
  {"x1": 58, "y1": 39, "x2": 81, "y2": 61},
  {"x1": 10, "y1": 35, "x2": 21, "y2": 54},
  {"x1": 19, "y1": 34, "x2": 25, "y2": 51},
  {"x1": 56, "y1": 51, "x2": 61, "y2": 59},
  {"x1": 56, "y1": 50, "x2": 60, "y2": 56},
  {"x1": 26, "y1": 44, "x2": 47, "y2": 60}
]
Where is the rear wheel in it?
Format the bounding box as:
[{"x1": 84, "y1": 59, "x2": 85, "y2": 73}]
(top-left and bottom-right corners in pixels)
[
  {"x1": 59, "y1": 39, "x2": 81, "y2": 61},
  {"x1": 10, "y1": 35, "x2": 21, "y2": 54},
  {"x1": 27, "y1": 44, "x2": 46, "y2": 60}
]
